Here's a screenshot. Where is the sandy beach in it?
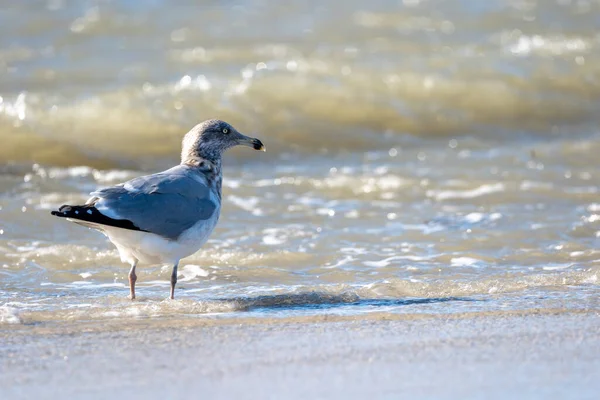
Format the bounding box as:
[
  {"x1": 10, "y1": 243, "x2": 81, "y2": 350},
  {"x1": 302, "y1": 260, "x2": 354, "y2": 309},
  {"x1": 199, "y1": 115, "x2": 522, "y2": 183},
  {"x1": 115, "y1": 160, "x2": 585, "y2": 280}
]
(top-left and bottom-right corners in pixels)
[{"x1": 2, "y1": 309, "x2": 599, "y2": 400}]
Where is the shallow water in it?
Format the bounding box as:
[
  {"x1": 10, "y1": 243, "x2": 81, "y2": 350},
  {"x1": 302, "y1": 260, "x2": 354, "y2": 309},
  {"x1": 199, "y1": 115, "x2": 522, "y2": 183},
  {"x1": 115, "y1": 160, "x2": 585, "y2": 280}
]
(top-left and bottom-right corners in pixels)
[{"x1": 1, "y1": 0, "x2": 599, "y2": 326}]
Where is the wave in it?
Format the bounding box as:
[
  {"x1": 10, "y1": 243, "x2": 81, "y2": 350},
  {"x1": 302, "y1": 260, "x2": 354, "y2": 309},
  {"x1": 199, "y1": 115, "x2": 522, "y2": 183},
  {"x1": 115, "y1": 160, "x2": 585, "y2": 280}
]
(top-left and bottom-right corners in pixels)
[
  {"x1": 3, "y1": 267, "x2": 597, "y2": 325},
  {"x1": 1, "y1": 58, "x2": 599, "y2": 168}
]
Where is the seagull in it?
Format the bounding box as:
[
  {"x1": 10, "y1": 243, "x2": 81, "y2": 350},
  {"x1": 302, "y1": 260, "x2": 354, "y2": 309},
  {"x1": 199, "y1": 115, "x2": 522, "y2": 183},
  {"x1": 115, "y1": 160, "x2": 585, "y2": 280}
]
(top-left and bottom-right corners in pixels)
[{"x1": 51, "y1": 119, "x2": 265, "y2": 300}]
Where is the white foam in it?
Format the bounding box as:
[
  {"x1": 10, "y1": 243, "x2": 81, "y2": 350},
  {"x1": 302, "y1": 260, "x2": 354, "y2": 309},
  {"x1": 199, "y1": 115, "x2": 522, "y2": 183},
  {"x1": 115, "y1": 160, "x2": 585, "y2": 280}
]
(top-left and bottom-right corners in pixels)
[
  {"x1": 46, "y1": 166, "x2": 94, "y2": 179},
  {"x1": 227, "y1": 195, "x2": 260, "y2": 211},
  {"x1": 542, "y1": 264, "x2": 573, "y2": 271},
  {"x1": 263, "y1": 235, "x2": 286, "y2": 245},
  {"x1": 324, "y1": 255, "x2": 356, "y2": 269},
  {"x1": 489, "y1": 213, "x2": 502, "y2": 221},
  {"x1": 364, "y1": 255, "x2": 433, "y2": 268},
  {"x1": 428, "y1": 183, "x2": 505, "y2": 201},
  {"x1": 0, "y1": 306, "x2": 22, "y2": 324},
  {"x1": 179, "y1": 264, "x2": 210, "y2": 282},
  {"x1": 464, "y1": 213, "x2": 484, "y2": 224},
  {"x1": 92, "y1": 169, "x2": 137, "y2": 183},
  {"x1": 584, "y1": 214, "x2": 600, "y2": 223},
  {"x1": 227, "y1": 195, "x2": 263, "y2": 215},
  {"x1": 588, "y1": 203, "x2": 600, "y2": 212},
  {"x1": 509, "y1": 34, "x2": 587, "y2": 56},
  {"x1": 451, "y1": 257, "x2": 480, "y2": 267}
]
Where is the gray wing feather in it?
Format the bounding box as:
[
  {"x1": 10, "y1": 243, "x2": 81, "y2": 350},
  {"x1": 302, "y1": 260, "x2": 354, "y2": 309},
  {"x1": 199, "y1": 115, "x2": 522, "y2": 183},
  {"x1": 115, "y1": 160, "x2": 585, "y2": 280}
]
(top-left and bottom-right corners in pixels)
[{"x1": 91, "y1": 165, "x2": 217, "y2": 240}]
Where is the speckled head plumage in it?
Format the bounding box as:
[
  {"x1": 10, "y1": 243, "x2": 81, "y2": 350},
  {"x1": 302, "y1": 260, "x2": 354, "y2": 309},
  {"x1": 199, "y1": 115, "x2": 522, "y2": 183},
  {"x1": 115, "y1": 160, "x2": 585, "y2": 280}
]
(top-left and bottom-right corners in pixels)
[{"x1": 181, "y1": 119, "x2": 265, "y2": 165}]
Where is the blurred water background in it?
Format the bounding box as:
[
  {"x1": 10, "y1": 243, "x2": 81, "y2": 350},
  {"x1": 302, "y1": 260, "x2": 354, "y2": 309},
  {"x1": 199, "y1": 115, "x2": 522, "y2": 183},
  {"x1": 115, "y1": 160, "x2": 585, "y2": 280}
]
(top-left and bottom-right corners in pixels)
[{"x1": 0, "y1": 0, "x2": 599, "y2": 325}]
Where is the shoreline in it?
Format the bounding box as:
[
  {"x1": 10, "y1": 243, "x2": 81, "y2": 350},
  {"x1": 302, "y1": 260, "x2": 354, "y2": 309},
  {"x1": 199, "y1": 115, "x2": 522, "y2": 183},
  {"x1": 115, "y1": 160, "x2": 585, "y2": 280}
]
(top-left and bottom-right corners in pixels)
[{"x1": 1, "y1": 306, "x2": 596, "y2": 336}]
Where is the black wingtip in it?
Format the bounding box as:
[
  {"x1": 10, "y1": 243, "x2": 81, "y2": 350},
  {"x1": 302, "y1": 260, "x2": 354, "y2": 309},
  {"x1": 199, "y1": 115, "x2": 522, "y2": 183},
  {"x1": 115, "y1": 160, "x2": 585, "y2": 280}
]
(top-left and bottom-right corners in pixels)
[
  {"x1": 51, "y1": 204, "x2": 71, "y2": 217},
  {"x1": 50, "y1": 203, "x2": 146, "y2": 232}
]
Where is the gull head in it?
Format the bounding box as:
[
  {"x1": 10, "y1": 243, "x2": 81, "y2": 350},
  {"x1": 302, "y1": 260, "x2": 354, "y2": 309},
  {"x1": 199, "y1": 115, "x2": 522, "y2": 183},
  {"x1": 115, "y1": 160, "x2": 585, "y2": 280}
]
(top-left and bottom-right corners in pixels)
[{"x1": 181, "y1": 119, "x2": 265, "y2": 163}]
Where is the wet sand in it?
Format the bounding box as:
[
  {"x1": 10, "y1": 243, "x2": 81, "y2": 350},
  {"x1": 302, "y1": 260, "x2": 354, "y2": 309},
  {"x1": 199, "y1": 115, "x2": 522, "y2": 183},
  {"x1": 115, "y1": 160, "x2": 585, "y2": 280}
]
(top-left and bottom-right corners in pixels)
[{"x1": 2, "y1": 310, "x2": 599, "y2": 400}]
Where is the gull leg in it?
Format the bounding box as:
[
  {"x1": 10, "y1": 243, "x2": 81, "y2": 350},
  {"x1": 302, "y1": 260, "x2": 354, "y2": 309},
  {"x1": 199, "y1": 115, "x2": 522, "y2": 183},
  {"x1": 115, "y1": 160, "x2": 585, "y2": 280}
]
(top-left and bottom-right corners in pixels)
[
  {"x1": 170, "y1": 261, "x2": 179, "y2": 300},
  {"x1": 128, "y1": 260, "x2": 138, "y2": 300}
]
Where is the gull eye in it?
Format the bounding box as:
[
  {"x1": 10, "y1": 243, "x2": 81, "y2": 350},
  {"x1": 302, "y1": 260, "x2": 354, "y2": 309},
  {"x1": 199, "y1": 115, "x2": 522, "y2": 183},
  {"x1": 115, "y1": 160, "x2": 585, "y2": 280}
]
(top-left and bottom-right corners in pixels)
[{"x1": 222, "y1": 128, "x2": 229, "y2": 134}]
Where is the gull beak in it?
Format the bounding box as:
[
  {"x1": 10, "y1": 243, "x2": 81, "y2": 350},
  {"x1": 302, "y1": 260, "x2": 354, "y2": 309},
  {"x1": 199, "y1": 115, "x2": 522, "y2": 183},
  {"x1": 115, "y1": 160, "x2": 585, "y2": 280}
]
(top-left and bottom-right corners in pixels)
[{"x1": 238, "y1": 134, "x2": 266, "y2": 151}]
